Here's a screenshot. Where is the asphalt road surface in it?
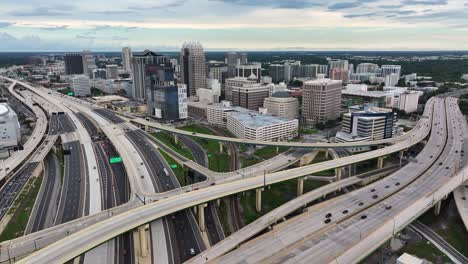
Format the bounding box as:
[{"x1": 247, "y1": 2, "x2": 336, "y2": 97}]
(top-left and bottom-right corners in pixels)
[
  {"x1": 127, "y1": 130, "x2": 205, "y2": 263},
  {"x1": 0, "y1": 162, "x2": 39, "y2": 220},
  {"x1": 55, "y1": 141, "x2": 85, "y2": 224}
]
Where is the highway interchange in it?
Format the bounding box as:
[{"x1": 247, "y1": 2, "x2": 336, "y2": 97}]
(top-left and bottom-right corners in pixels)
[{"x1": 0, "y1": 76, "x2": 466, "y2": 264}]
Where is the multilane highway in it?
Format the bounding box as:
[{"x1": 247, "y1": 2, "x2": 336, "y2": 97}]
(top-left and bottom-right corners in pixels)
[
  {"x1": 0, "y1": 85, "x2": 438, "y2": 263},
  {"x1": 210, "y1": 97, "x2": 465, "y2": 264},
  {"x1": 11, "y1": 97, "x2": 438, "y2": 263}
]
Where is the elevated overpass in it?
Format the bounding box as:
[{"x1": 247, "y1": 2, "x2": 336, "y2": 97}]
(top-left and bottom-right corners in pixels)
[
  {"x1": 0, "y1": 81, "x2": 47, "y2": 181},
  {"x1": 8, "y1": 99, "x2": 437, "y2": 263},
  {"x1": 209, "y1": 97, "x2": 467, "y2": 264},
  {"x1": 0, "y1": 77, "x2": 439, "y2": 263}
]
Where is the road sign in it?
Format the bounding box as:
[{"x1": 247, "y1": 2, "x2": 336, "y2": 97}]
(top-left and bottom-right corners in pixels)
[
  {"x1": 110, "y1": 157, "x2": 122, "y2": 164},
  {"x1": 170, "y1": 164, "x2": 178, "y2": 169},
  {"x1": 67, "y1": 92, "x2": 74, "y2": 96}
]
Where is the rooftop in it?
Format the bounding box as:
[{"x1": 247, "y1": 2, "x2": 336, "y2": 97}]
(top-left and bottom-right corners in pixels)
[
  {"x1": 229, "y1": 109, "x2": 295, "y2": 129},
  {"x1": 342, "y1": 89, "x2": 392, "y2": 98}
]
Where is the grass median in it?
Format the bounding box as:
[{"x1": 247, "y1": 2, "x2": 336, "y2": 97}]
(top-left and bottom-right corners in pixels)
[{"x1": 0, "y1": 176, "x2": 42, "y2": 241}]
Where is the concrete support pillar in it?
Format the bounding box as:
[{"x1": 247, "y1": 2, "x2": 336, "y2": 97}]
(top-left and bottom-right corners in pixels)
[
  {"x1": 219, "y1": 142, "x2": 223, "y2": 153},
  {"x1": 434, "y1": 200, "x2": 442, "y2": 215},
  {"x1": 297, "y1": 177, "x2": 304, "y2": 196},
  {"x1": 216, "y1": 199, "x2": 221, "y2": 207},
  {"x1": 144, "y1": 125, "x2": 149, "y2": 132},
  {"x1": 138, "y1": 225, "x2": 148, "y2": 257},
  {"x1": 174, "y1": 134, "x2": 178, "y2": 145},
  {"x1": 335, "y1": 168, "x2": 342, "y2": 181},
  {"x1": 325, "y1": 149, "x2": 329, "y2": 159},
  {"x1": 198, "y1": 203, "x2": 208, "y2": 232},
  {"x1": 276, "y1": 146, "x2": 279, "y2": 154},
  {"x1": 377, "y1": 157, "x2": 384, "y2": 169},
  {"x1": 256, "y1": 188, "x2": 264, "y2": 213}
]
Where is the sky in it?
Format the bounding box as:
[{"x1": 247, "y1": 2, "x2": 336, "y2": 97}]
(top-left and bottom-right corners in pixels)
[{"x1": 0, "y1": 0, "x2": 467, "y2": 51}]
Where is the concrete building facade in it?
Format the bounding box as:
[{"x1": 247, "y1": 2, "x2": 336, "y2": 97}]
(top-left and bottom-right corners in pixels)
[{"x1": 302, "y1": 78, "x2": 343, "y2": 127}]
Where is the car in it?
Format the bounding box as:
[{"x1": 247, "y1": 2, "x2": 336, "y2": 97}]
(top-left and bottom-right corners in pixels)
[{"x1": 189, "y1": 248, "x2": 196, "y2": 255}]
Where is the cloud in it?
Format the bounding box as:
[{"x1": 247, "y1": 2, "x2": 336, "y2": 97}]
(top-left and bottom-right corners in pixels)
[
  {"x1": 402, "y1": 0, "x2": 447, "y2": 5},
  {"x1": 9, "y1": 7, "x2": 69, "y2": 17},
  {"x1": 0, "y1": 22, "x2": 13, "y2": 28},
  {"x1": 211, "y1": 0, "x2": 322, "y2": 9},
  {"x1": 344, "y1": 13, "x2": 375, "y2": 18},
  {"x1": 274, "y1": 1, "x2": 323, "y2": 9},
  {"x1": 40, "y1": 25, "x2": 68, "y2": 31},
  {"x1": 328, "y1": 2, "x2": 362, "y2": 10},
  {"x1": 378, "y1": 4, "x2": 404, "y2": 8},
  {"x1": 128, "y1": 0, "x2": 186, "y2": 10},
  {"x1": 76, "y1": 35, "x2": 97, "y2": 40},
  {"x1": 89, "y1": 10, "x2": 137, "y2": 15}
]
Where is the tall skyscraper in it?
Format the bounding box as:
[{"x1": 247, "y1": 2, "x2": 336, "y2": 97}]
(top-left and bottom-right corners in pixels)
[
  {"x1": 81, "y1": 51, "x2": 97, "y2": 77},
  {"x1": 122, "y1": 47, "x2": 132, "y2": 72},
  {"x1": 302, "y1": 78, "x2": 343, "y2": 127},
  {"x1": 64, "y1": 53, "x2": 84, "y2": 75},
  {"x1": 180, "y1": 42, "x2": 207, "y2": 97},
  {"x1": 225, "y1": 52, "x2": 248, "y2": 77},
  {"x1": 131, "y1": 50, "x2": 171, "y2": 100}
]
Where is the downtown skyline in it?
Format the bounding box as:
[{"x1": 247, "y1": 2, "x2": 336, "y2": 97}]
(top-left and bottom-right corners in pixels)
[{"x1": 0, "y1": 0, "x2": 468, "y2": 51}]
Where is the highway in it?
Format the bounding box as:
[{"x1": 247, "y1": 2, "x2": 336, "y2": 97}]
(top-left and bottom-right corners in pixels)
[
  {"x1": 126, "y1": 129, "x2": 205, "y2": 263},
  {"x1": 0, "y1": 77, "x2": 455, "y2": 264},
  {"x1": 132, "y1": 115, "x2": 422, "y2": 148},
  {"x1": 0, "y1": 81, "x2": 47, "y2": 182},
  {"x1": 208, "y1": 97, "x2": 465, "y2": 264},
  {"x1": 411, "y1": 221, "x2": 468, "y2": 264},
  {"x1": 27, "y1": 153, "x2": 60, "y2": 233},
  {"x1": 0, "y1": 94, "x2": 436, "y2": 263},
  {"x1": 178, "y1": 135, "x2": 225, "y2": 245},
  {"x1": 54, "y1": 141, "x2": 85, "y2": 224}
]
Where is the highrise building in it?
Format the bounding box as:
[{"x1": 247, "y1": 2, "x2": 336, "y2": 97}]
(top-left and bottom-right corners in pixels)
[
  {"x1": 302, "y1": 78, "x2": 343, "y2": 127},
  {"x1": 226, "y1": 77, "x2": 270, "y2": 110},
  {"x1": 81, "y1": 51, "x2": 97, "y2": 77},
  {"x1": 236, "y1": 62, "x2": 262, "y2": 81},
  {"x1": 180, "y1": 42, "x2": 207, "y2": 97},
  {"x1": 72, "y1": 75, "x2": 91, "y2": 97},
  {"x1": 131, "y1": 50, "x2": 170, "y2": 100},
  {"x1": 64, "y1": 53, "x2": 84, "y2": 75},
  {"x1": 225, "y1": 52, "x2": 248, "y2": 77},
  {"x1": 92, "y1": 69, "x2": 107, "y2": 79},
  {"x1": 122, "y1": 47, "x2": 132, "y2": 72},
  {"x1": 385, "y1": 73, "x2": 400, "y2": 87},
  {"x1": 269, "y1": 64, "x2": 285, "y2": 83},
  {"x1": 146, "y1": 65, "x2": 187, "y2": 121},
  {"x1": 381, "y1": 65, "x2": 402, "y2": 78},
  {"x1": 329, "y1": 68, "x2": 349, "y2": 82},
  {"x1": 356, "y1": 63, "x2": 380, "y2": 74},
  {"x1": 106, "y1": 64, "x2": 119, "y2": 79},
  {"x1": 329, "y1": 59, "x2": 349, "y2": 70}
]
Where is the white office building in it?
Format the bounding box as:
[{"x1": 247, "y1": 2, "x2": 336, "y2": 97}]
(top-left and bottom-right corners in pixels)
[
  {"x1": 72, "y1": 75, "x2": 91, "y2": 96},
  {"x1": 207, "y1": 101, "x2": 235, "y2": 127},
  {"x1": 0, "y1": 103, "x2": 21, "y2": 149},
  {"x1": 385, "y1": 73, "x2": 400, "y2": 86},
  {"x1": 398, "y1": 91, "x2": 420, "y2": 113},
  {"x1": 227, "y1": 110, "x2": 298, "y2": 141},
  {"x1": 356, "y1": 63, "x2": 380, "y2": 74},
  {"x1": 122, "y1": 47, "x2": 132, "y2": 72},
  {"x1": 263, "y1": 95, "x2": 299, "y2": 119},
  {"x1": 196, "y1": 79, "x2": 221, "y2": 104},
  {"x1": 381, "y1": 65, "x2": 401, "y2": 78},
  {"x1": 82, "y1": 50, "x2": 97, "y2": 77}
]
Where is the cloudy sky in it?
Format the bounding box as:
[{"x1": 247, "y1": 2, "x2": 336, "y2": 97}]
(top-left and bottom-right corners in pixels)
[{"x1": 0, "y1": 0, "x2": 467, "y2": 51}]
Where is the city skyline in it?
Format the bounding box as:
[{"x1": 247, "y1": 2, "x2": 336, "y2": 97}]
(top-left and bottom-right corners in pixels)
[{"x1": 0, "y1": 0, "x2": 468, "y2": 51}]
